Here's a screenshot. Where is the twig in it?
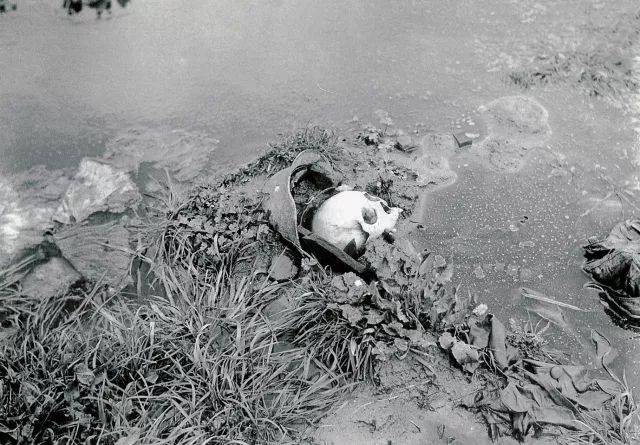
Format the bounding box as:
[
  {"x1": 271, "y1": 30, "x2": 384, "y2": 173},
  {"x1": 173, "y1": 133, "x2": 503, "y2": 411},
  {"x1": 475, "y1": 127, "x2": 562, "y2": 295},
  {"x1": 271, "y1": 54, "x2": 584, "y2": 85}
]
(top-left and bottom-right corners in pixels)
[
  {"x1": 316, "y1": 83, "x2": 337, "y2": 94},
  {"x1": 521, "y1": 287, "x2": 590, "y2": 312}
]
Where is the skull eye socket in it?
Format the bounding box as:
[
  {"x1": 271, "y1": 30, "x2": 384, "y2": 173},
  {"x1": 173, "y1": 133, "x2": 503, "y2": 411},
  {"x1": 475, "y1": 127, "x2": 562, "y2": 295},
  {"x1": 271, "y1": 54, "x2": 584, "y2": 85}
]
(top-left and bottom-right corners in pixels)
[
  {"x1": 380, "y1": 202, "x2": 391, "y2": 213},
  {"x1": 361, "y1": 207, "x2": 378, "y2": 224}
]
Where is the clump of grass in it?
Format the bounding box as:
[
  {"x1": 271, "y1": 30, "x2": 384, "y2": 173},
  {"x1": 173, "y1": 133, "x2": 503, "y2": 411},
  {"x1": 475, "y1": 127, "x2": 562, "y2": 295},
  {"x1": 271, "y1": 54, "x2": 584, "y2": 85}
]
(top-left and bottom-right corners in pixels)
[
  {"x1": 222, "y1": 126, "x2": 337, "y2": 186},
  {"x1": 507, "y1": 8, "x2": 640, "y2": 99},
  {"x1": 275, "y1": 275, "x2": 377, "y2": 381},
  {"x1": 508, "y1": 50, "x2": 640, "y2": 98},
  {"x1": 567, "y1": 369, "x2": 640, "y2": 445},
  {"x1": 0, "y1": 241, "x2": 344, "y2": 444}
]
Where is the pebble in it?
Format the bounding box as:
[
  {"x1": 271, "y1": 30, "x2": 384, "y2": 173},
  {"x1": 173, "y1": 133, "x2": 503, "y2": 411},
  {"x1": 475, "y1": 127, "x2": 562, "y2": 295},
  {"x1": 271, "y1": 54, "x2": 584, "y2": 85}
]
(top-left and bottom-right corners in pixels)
[
  {"x1": 473, "y1": 265, "x2": 486, "y2": 279},
  {"x1": 550, "y1": 366, "x2": 563, "y2": 380},
  {"x1": 395, "y1": 135, "x2": 418, "y2": 152},
  {"x1": 269, "y1": 251, "x2": 298, "y2": 282},
  {"x1": 20, "y1": 257, "x2": 81, "y2": 299}
]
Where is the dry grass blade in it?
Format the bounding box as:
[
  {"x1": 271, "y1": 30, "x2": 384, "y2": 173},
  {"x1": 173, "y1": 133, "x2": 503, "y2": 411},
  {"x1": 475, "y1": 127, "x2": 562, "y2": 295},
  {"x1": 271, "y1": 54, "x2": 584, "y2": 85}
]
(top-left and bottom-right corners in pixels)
[{"x1": 521, "y1": 287, "x2": 590, "y2": 312}]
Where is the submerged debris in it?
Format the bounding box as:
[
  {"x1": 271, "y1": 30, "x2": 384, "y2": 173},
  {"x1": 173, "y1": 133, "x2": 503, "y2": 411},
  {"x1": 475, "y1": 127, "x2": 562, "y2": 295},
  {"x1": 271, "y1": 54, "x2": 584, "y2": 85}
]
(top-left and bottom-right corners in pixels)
[
  {"x1": 103, "y1": 127, "x2": 219, "y2": 185},
  {"x1": 54, "y1": 159, "x2": 140, "y2": 224},
  {"x1": 584, "y1": 219, "x2": 640, "y2": 322},
  {"x1": 453, "y1": 131, "x2": 473, "y2": 148},
  {"x1": 0, "y1": 166, "x2": 71, "y2": 267},
  {"x1": 475, "y1": 95, "x2": 551, "y2": 172}
]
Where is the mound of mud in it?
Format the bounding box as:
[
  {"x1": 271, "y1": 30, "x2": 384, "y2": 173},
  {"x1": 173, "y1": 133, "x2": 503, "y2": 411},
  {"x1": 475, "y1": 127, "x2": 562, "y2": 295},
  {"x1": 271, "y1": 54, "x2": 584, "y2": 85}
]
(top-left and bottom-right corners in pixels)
[{"x1": 474, "y1": 95, "x2": 551, "y2": 172}]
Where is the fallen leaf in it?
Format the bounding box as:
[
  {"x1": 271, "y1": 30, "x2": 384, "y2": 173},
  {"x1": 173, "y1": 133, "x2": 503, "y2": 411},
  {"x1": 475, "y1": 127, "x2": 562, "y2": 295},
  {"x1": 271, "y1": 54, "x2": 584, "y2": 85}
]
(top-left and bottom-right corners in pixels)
[
  {"x1": 489, "y1": 316, "x2": 509, "y2": 370},
  {"x1": 439, "y1": 332, "x2": 455, "y2": 350},
  {"x1": 500, "y1": 382, "x2": 534, "y2": 413},
  {"x1": 338, "y1": 304, "x2": 364, "y2": 326},
  {"x1": 591, "y1": 329, "x2": 618, "y2": 368},
  {"x1": 74, "y1": 363, "x2": 94, "y2": 386},
  {"x1": 114, "y1": 429, "x2": 141, "y2": 445},
  {"x1": 451, "y1": 341, "x2": 480, "y2": 373},
  {"x1": 468, "y1": 316, "x2": 490, "y2": 349}
]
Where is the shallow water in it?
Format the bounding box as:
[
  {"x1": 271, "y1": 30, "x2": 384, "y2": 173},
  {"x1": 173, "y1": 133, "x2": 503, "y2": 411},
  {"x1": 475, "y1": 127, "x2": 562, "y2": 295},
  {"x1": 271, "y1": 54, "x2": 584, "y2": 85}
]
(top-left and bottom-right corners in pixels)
[{"x1": 2, "y1": 0, "x2": 640, "y2": 386}]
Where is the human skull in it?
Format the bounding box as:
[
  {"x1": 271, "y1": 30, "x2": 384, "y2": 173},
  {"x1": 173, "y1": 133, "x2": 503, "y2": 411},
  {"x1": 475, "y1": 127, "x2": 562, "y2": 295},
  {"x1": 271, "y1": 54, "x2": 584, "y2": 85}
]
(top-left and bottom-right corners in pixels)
[{"x1": 311, "y1": 190, "x2": 403, "y2": 256}]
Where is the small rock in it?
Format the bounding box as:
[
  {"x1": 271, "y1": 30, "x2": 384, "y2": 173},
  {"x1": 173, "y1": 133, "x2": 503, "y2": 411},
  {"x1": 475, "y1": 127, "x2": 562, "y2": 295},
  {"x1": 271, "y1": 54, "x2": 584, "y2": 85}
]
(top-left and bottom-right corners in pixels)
[
  {"x1": 433, "y1": 254, "x2": 447, "y2": 269},
  {"x1": 472, "y1": 303, "x2": 488, "y2": 317},
  {"x1": 453, "y1": 132, "x2": 473, "y2": 148},
  {"x1": 54, "y1": 159, "x2": 141, "y2": 224},
  {"x1": 54, "y1": 219, "x2": 134, "y2": 289},
  {"x1": 550, "y1": 366, "x2": 563, "y2": 380},
  {"x1": 268, "y1": 251, "x2": 298, "y2": 282},
  {"x1": 395, "y1": 135, "x2": 417, "y2": 153},
  {"x1": 20, "y1": 257, "x2": 81, "y2": 298},
  {"x1": 473, "y1": 265, "x2": 486, "y2": 279}
]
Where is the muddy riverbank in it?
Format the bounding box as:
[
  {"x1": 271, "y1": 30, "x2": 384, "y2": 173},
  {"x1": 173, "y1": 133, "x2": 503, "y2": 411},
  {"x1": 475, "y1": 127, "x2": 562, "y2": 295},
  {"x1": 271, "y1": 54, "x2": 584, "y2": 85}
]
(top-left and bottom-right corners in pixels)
[
  {"x1": 3, "y1": 0, "x2": 640, "y2": 442},
  {"x1": 2, "y1": 126, "x2": 638, "y2": 444}
]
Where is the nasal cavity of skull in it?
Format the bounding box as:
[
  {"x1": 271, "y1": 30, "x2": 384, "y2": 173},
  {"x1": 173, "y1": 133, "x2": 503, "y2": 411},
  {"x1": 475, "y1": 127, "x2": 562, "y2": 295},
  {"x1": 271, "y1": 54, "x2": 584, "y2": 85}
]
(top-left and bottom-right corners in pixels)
[{"x1": 362, "y1": 206, "x2": 378, "y2": 224}]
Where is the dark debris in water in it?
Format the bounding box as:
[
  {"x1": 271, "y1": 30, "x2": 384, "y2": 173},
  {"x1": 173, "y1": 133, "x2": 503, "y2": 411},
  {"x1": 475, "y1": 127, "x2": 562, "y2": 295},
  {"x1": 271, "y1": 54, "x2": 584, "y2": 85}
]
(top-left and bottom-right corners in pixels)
[{"x1": 584, "y1": 219, "x2": 640, "y2": 324}]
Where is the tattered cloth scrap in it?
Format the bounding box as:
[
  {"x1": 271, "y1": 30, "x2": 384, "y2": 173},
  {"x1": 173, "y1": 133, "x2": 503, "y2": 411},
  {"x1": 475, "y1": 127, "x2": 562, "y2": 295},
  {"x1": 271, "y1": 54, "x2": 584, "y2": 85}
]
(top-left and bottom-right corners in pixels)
[
  {"x1": 584, "y1": 219, "x2": 640, "y2": 319},
  {"x1": 463, "y1": 353, "x2": 624, "y2": 440}
]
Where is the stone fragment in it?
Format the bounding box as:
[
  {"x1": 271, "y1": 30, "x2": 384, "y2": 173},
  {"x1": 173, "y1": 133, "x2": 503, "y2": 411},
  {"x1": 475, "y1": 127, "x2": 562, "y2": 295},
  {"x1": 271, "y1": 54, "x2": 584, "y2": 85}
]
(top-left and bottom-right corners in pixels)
[
  {"x1": 453, "y1": 131, "x2": 473, "y2": 148},
  {"x1": 54, "y1": 219, "x2": 133, "y2": 289},
  {"x1": 54, "y1": 159, "x2": 140, "y2": 224},
  {"x1": 20, "y1": 257, "x2": 81, "y2": 298},
  {"x1": 268, "y1": 251, "x2": 298, "y2": 282},
  {"x1": 395, "y1": 135, "x2": 418, "y2": 152}
]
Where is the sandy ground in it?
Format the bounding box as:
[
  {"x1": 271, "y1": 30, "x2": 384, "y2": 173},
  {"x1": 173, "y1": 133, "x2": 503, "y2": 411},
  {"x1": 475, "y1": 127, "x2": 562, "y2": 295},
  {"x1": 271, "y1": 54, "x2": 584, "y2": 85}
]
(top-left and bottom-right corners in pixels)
[{"x1": 312, "y1": 357, "x2": 557, "y2": 445}]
